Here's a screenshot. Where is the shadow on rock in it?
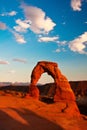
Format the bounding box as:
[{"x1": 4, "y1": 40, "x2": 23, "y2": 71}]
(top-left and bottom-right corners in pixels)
[{"x1": 0, "y1": 108, "x2": 64, "y2": 130}]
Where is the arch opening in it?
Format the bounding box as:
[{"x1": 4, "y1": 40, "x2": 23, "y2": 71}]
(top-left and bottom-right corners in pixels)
[{"x1": 37, "y1": 72, "x2": 54, "y2": 85}]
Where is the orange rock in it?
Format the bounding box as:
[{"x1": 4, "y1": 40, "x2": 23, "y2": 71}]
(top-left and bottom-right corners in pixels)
[
  {"x1": 29, "y1": 61, "x2": 75, "y2": 102},
  {"x1": 29, "y1": 84, "x2": 39, "y2": 99}
]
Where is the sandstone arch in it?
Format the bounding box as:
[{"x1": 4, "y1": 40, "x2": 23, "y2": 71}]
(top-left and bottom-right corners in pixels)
[{"x1": 29, "y1": 61, "x2": 75, "y2": 102}]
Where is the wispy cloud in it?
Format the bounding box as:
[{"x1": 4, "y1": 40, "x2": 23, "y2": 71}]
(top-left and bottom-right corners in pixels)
[
  {"x1": 0, "y1": 11, "x2": 17, "y2": 16},
  {"x1": 9, "y1": 29, "x2": 26, "y2": 44},
  {"x1": 55, "y1": 48, "x2": 66, "y2": 53},
  {"x1": 0, "y1": 22, "x2": 7, "y2": 30},
  {"x1": 8, "y1": 11, "x2": 17, "y2": 16},
  {"x1": 57, "y1": 41, "x2": 67, "y2": 45},
  {"x1": 71, "y1": 0, "x2": 82, "y2": 11},
  {"x1": 0, "y1": 60, "x2": 9, "y2": 64},
  {"x1": 69, "y1": 32, "x2": 87, "y2": 54},
  {"x1": 13, "y1": 58, "x2": 27, "y2": 63},
  {"x1": 20, "y1": 3, "x2": 56, "y2": 34},
  {"x1": 13, "y1": 32, "x2": 26, "y2": 44},
  {"x1": 55, "y1": 40, "x2": 67, "y2": 53},
  {"x1": 55, "y1": 48, "x2": 61, "y2": 53},
  {"x1": 38, "y1": 36, "x2": 59, "y2": 42},
  {"x1": 14, "y1": 19, "x2": 31, "y2": 33},
  {"x1": 38, "y1": 35, "x2": 67, "y2": 52}
]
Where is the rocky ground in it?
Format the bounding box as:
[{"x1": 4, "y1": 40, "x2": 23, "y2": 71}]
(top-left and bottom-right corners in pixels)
[
  {"x1": 0, "y1": 80, "x2": 87, "y2": 130},
  {"x1": 0, "y1": 95, "x2": 87, "y2": 130}
]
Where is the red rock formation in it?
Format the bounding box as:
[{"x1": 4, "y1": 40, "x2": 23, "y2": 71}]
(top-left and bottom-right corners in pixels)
[{"x1": 29, "y1": 61, "x2": 75, "y2": 102}]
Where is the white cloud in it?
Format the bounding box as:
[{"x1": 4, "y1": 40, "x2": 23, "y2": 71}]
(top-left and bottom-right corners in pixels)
[
  {"x1": 71, "y1": 0, "x2": 82, "y2": 11},
  {"x1": 14, "y1": 19, "x2": 31, "y2": 32},
  {"x1": 69, "y1": 32, "x2": 87, "y2": 54},
  {"x1": 85, "y1": 21, "x2": 87, "y2": 24},
  {"x1": 13, "y1": 58, "x2": 27, "y2": 63},
  {"x1": 54, "y1": 40, "x2": 67, "y2": 53},
  {"x1": 16, "y1": 19, "x2": 31, "y2": 29},
  {"x1": 55, "y1": 48, "x2": 61, "y2": 53},
  {"x1": 14, "y1": 32, "x2": 26, "y2": 44},
  {"x1": 14, "y1": 33, "x2": 26, "y2": 44},
  {"x1": 55, "y1": 47, "x2": 66, "y2": 53},
  {"x1": 0, "y1": 60, "x2": 9, "y2": 64},
  {"x1": 9, "y1": 29, "x2": 26, "y2": 44},
  {"x1": 0, "y1": 22, "x2": 7, "y2": 30},
  {"x1": 14, "y1": 26, "x2": 26, "y2": 32},
  {"x1": 8, "y1": 11, "x2": 17, "y2": 16},
  {"x1": 20, "y1": 3, "x2": 56, "y2": 34},
  {"x1": 0, "y1": 11, "x2": 17, "y2": 16},
  {"x1": 57, "y1": 40, "x2": 67, "y2": 45},
  {"x1": 38, "y1": 36, "x2": 59, "y2": 42},
  {"x1": 8, "y1": 26, "x2": 26, "y2": 44}
]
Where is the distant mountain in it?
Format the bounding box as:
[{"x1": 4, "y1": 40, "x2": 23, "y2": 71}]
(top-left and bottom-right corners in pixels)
[
  {"x1": 0, "y1": 81, "x2": 87, "y2": 97},
  {"x1": 70, "y1": 81, "x2": 87, "y2": 96},
  {"x1": 0, "y1": 82, "x2": 11, "y2": 87},
  {"x1": 0, "y1": 82, "x2": 30, "y2": 87}
]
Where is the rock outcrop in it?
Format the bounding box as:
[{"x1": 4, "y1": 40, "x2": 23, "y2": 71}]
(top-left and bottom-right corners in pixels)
[
  {"x1": 29, "y1": 61, "x2": 75, "y2": 101},
  {"x1": 29, "y1": 61, "x2": 80, "y2": 116}
]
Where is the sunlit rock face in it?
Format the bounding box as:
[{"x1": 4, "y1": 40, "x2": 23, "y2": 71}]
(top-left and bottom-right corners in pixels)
[
  {"x1": 29, "y1": 61, "x2": 75, "y2": 101},
  {"x1": 29, "y1": 61, "x2": 80, "y2": 116}
]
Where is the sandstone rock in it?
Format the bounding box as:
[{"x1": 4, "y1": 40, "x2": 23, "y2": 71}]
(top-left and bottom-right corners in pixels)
[
  {"x1": 29, "y1": 85, "x2": 39, "y2": 99},
  {"x1": 29, "y1": 61, "x2": 75, "y2": 102}
]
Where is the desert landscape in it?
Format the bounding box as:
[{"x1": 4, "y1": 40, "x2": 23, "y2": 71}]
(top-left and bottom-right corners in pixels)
[
  {"x1": 0, "y1": 61, "x2": 87, "y2": 130},
  {"x1": 0, "y1": 0, "x2": 87, "y2": 130},
  {"x1": 0, "y1": 95, "x2": 87, "y2": 130},
  {"x1": 0, "y1": 84, "x2": 87, "y2": 130}
]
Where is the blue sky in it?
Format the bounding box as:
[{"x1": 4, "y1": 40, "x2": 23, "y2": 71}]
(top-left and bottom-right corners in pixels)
[{"x1": 0, "y1": 0, "x2": 87, "y2": 83}]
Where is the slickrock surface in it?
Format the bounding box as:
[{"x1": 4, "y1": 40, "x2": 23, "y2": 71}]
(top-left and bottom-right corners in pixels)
[{"x1": 0, "y1": 96, "x2": 87, "y2": 130}]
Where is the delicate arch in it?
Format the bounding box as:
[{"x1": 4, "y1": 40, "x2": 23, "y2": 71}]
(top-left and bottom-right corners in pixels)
[{"x1": 29, "y1": 61, "x2": 75, "y2": 102}]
